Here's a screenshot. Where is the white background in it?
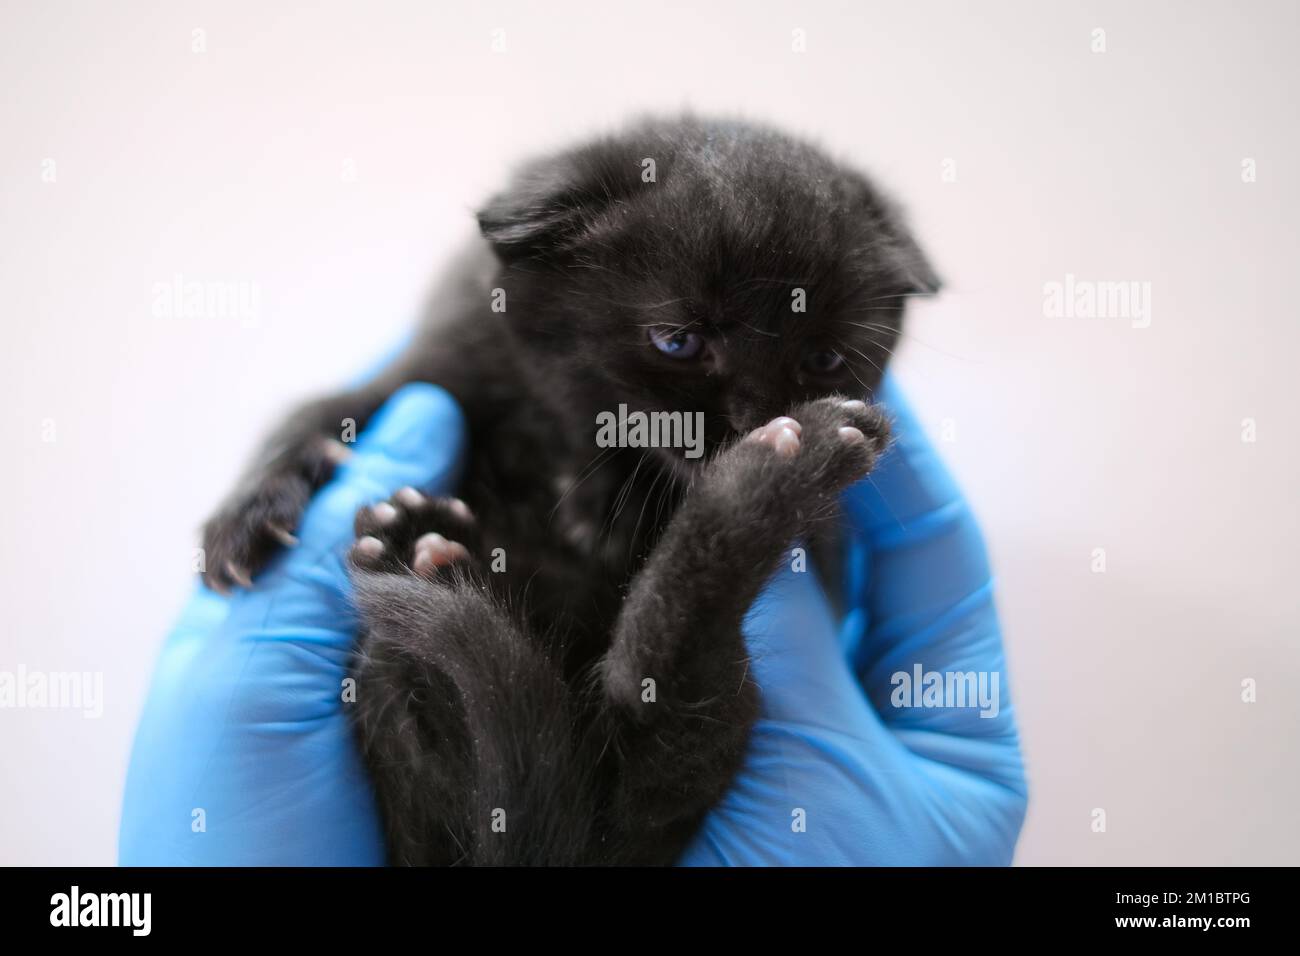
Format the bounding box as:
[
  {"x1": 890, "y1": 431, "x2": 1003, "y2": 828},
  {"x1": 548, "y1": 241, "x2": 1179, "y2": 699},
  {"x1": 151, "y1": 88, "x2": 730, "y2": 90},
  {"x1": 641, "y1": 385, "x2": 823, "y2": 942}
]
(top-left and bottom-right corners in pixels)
[{"x1": 1, "y1": 0, "x2": 1297, "y2": 865}]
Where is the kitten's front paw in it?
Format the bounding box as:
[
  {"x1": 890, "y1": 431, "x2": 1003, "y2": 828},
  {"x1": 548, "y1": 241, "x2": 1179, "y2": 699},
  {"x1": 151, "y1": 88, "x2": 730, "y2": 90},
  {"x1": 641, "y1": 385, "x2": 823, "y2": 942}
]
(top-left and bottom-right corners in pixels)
[
  {"x1": 201, "y1": 436, "x2": 352, "y2": 593},
  {"x1": 745, "y1": 396, "x2": 890, "y2": 492},
  {"x1": 201, "y1": 472, "x2": 314, "y2": 594},
  {"x1": 349, "y1": 488, "x2": 481, "y2": 582}
]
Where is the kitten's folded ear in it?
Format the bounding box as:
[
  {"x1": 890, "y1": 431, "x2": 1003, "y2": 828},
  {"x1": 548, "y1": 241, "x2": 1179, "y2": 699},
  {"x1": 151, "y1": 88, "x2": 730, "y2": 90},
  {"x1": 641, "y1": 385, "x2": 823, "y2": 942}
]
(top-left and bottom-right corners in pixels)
[
  {"x1": 851, "y1": 174, "x2": 943, "y2": 297},
  {"x1": 884, "y1": 225, "x2": 943, "y2": 296},
  {"x1": 477, "y1": 146, "x2": 629, "y2": 264}
]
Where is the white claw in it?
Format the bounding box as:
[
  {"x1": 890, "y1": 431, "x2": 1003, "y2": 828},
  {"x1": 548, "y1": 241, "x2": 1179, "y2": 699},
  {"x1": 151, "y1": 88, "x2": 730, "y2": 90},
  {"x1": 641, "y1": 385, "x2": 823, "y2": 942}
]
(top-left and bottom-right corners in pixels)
[
  {"x1": 225, "y1": 561, "x2": 253, "y2": 589},
  {"x1": 268, "y1": 524, "x2": 299, "y2": 547}
]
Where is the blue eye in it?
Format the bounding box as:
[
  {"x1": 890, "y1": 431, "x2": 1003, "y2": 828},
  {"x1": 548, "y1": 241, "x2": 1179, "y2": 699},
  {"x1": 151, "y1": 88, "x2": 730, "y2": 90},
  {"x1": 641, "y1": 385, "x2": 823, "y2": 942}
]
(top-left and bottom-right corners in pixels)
[
  {"x1": 803, "y1": 349, "x2": 844, "y2": 374},
  {"x1": 648, "y1": 327, "x2": 704, "y2": 360}
]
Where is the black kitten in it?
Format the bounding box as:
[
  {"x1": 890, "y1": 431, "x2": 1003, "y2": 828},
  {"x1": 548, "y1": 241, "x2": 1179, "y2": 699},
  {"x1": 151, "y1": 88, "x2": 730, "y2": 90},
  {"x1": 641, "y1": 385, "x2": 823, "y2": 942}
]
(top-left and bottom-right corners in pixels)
[{"x1": 202, "y1": 116, "x2": 940, "y2": 865}]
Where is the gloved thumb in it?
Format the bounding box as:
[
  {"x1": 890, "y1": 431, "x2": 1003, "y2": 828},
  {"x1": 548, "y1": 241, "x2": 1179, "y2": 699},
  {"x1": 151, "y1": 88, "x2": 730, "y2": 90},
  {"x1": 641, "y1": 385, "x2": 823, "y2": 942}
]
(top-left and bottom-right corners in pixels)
[{"x1": 744, "y1": 561, "x2": 879, "y2": 733}]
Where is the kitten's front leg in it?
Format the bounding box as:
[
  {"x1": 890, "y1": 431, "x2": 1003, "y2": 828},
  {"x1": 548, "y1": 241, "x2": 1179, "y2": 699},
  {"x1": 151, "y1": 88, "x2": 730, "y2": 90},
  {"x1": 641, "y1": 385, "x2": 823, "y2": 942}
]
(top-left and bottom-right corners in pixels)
[
  {"x1": 201, "y1": 384, "x2": 393, "y2": 592},
  {"x1": 598, "y1": 397, "x2": 890, "y2": 848}
]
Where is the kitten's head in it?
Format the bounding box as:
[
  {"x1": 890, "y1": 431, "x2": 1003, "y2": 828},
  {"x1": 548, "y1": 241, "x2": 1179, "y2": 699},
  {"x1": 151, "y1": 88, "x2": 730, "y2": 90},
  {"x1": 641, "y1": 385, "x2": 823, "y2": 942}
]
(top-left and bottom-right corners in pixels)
[{"x1": 478, "y1": 116, "x2": 939, "y2": 474}]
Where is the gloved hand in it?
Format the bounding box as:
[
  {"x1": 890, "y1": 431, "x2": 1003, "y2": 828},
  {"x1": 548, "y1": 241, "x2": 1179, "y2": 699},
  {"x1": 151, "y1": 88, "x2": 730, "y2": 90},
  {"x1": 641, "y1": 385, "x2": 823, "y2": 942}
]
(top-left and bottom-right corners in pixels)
[
  {"x1": 119, "y1": 383, "x2": 466, "y2": 864},
  {"x1": 121, "y1": 376, "x2": 1026, "y2": 866},
  {"x1": 680, "y1": 375, "x2": 1028, "y2": 864}
]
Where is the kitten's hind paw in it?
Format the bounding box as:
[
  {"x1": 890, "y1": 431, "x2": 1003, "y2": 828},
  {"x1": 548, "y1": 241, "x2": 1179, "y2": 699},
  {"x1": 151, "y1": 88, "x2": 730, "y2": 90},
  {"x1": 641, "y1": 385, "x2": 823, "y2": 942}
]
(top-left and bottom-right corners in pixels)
[{"x1": 349, "y1": 488, "x2": 481, "y2": 582}]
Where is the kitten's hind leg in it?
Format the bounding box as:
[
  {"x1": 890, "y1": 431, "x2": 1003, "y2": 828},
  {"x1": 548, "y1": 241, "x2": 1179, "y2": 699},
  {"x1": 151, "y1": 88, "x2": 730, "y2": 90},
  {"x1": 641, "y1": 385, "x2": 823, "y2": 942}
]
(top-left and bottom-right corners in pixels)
[
  {"x1": 352, "y1": 615, "x2": 473, "y2": 866},
  {"x1": 349, "y1": 500, "x2": 595, "y2": 866}
]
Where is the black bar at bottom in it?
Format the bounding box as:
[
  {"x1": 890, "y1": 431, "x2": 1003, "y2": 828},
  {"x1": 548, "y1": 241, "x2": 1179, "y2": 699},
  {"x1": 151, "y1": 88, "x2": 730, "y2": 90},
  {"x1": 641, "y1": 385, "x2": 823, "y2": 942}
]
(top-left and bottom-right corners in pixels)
[{"x1": 0, "y1": 866, "x2": 1280, "y2": 940}]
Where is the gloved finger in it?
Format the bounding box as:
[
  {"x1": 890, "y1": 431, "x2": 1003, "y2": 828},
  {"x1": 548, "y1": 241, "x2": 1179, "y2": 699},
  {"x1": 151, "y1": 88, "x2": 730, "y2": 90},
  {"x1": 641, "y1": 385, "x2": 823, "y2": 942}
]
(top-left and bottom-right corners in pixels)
[
  {"x1": 166, "y1": 583, "x2": 231, "y2": 640},
  {"x1": 742, "y1": 557, "x2": 939, "y2": 781},
  {"x1": 689, "y1": 562, "x2": 977, "y2": 865},
  {"x1": 691, "y1": 558, "x2": 1023, "y2": 866},
  {"x1": 744, "y1": 561, "x2": 879, "y2": 732},
  {"x1": 839, "y1": 374, "x2": 1026, "y2": 795},
  {"x1": 742, "y1": 561, "x2": 927, "y2": 819}
]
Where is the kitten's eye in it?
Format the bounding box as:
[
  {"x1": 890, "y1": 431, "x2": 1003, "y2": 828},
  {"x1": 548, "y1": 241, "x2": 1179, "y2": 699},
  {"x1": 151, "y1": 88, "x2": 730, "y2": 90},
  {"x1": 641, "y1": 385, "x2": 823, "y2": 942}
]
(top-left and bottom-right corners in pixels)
[
  {"x1": 803, "y1": 349, "x2": 844, "y2": 374},
  {"x1": 648, "y1": 327, "x2": 704, "y2": 360}
]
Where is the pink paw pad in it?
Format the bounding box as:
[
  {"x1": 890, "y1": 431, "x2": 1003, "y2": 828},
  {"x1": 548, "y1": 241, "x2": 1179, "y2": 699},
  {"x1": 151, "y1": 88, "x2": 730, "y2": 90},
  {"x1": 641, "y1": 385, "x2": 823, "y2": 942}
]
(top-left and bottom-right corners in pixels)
[
  {"x1": 745, "y1": 416, "x2": 803, "y2": 458},
  {"x1": 411, "y1": 533, "x2": 471, "y2": 577},
  {"x1": 353, "y1": 535, "x2": 385, "y2": 562}
]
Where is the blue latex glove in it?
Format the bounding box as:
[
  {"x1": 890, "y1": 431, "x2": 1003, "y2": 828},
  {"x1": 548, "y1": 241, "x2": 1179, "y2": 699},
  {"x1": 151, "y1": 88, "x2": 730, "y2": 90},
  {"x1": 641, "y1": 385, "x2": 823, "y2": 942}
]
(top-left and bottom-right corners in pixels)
[
  {"x1": 121, "y1": 376, "x2": 1026, "y2": 865},
  {"x1": 680, "y1": 375, "x2": 1028, "y2": 864},
  {"x1": 119, "y1": 383, "x2": 466, "y2": 864}
]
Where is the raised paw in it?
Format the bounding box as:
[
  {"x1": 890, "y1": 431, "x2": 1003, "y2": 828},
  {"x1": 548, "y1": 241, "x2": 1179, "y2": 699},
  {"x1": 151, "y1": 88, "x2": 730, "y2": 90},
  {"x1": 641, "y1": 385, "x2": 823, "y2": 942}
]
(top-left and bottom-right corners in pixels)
[
  {"x1": 743, "y1": 416, "x2": 803, "y2": 458},
  {"x1": 349, "y1": 488, "x2": 480, "y2": 582},
  {"x1": 743, "y1": 396, "x2": 890, "y2": 491}
]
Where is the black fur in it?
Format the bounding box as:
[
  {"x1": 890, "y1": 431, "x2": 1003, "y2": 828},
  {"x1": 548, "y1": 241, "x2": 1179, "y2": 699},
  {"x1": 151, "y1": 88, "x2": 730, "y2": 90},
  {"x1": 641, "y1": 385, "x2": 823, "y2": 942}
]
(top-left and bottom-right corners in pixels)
[{"x1": 201, "y1": 116, "x2": 939, "y2": 865}]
